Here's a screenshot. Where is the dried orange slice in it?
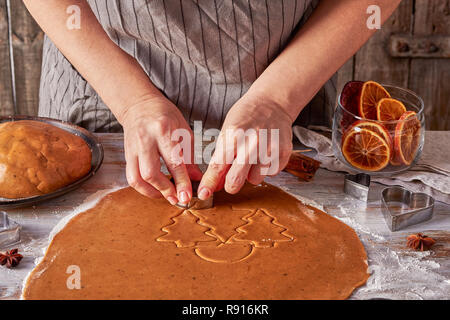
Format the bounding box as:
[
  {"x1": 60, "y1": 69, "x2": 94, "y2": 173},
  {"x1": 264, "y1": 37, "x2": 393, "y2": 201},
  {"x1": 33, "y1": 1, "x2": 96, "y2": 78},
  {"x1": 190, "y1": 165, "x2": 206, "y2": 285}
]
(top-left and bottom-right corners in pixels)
[
  {"x1": 359, "y1": 81, "x2": 391, "y2": 120},
  {"x1": 340, "y1": 81, "x2": 364, "y2": 130},
  {"x1": 376, "y1": 98, "x2": 407, "y2": 121},
  {"x1": 342, "y1": 128, "x2": 391, "y2": 171},
  {"x1": 340, "y1": 81, "x2": 364, "y2": 112},
  {"x1": 390, "y1": 154, "x2": 403, "y2": 166},
  {"x1": 345, "y1": 120, "x2": 392, "y2": 150},
  {"x1": 394, "y1": 111, "x2": 421, "y2": 165}
]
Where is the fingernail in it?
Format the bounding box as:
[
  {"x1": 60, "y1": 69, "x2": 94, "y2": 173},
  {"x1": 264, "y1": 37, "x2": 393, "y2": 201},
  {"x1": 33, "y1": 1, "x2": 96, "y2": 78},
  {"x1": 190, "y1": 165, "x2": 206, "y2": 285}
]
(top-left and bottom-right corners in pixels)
[
  {"x1": 167, "y1": 196, "x2": 178, "y2": 206},
  {"x1": 198, "y1": 188, "x2": 210, "y2": 200},
  {"x1": 179, "y1": 191, "x2": 189, "y2": 204}
]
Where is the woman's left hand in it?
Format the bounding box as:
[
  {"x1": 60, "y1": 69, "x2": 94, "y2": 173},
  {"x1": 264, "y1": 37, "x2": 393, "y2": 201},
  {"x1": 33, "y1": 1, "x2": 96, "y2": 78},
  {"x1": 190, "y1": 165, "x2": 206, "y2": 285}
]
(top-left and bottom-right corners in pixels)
[{"x1": 197, "y1": 95, "x2": 294, "y2": 199}]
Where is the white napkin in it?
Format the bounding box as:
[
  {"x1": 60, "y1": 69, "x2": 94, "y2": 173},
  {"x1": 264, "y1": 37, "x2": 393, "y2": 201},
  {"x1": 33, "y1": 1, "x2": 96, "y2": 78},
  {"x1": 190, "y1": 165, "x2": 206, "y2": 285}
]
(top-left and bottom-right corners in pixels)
[{"x1": 293, "y1": 126, "x2": 450, "y2": 204}]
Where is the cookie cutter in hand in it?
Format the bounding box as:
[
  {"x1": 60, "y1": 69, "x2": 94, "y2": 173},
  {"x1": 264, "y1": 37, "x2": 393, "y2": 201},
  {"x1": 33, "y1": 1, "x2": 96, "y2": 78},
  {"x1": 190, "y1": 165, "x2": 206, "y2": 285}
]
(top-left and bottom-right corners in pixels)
[
  {"x1": 169, "y1": 178, "x2": 213, "y2": 210},
  {"x1": 0, "y1": 211, "x2": 20, "y2": 247},
  {"x1": 344, "y1": 173, "x2": 371, "y2": 202},
  {"x1": 381, "y1": 187, "x2": 434, "y2": 231}
]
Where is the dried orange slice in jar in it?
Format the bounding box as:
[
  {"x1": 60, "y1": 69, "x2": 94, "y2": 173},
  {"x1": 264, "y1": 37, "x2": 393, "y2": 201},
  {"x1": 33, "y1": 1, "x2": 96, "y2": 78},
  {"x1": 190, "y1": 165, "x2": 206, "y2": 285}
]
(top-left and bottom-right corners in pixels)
[
  {"x1": 394, "y1": 111, "x2": 421, "y2": 165},
  {"x1": 359, "y1": 81, "x2": 391, "y2": 120},
  {"x1": 342, "y1": 128, "x2": 391, "y2": 171},
  {"x1": 345, "y1": 120, "x2": 392, "y2": 150},
  {"x1": 340, "y1": 81, "x2": 364, "y2": 129},
  {"x1": 376, "y1": 98, "x2": 407, "y2": 121},
  {"x1": 390, "y1": 154, "x2": 404, "y2": 166}
]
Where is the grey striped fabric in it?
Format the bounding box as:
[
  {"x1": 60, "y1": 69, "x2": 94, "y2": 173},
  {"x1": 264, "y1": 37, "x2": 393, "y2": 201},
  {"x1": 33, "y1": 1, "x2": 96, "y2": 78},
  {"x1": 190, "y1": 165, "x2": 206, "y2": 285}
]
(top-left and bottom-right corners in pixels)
[{"x1": 38, "y1": 0, "x2": 336, "y2": 132}]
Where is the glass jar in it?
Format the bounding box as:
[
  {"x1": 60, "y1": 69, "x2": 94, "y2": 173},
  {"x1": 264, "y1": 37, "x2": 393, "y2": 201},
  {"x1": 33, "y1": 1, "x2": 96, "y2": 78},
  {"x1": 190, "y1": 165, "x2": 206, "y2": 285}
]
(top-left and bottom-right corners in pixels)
[{"x1": 332, "y1": 85, "x2": 425, "y2": 175}]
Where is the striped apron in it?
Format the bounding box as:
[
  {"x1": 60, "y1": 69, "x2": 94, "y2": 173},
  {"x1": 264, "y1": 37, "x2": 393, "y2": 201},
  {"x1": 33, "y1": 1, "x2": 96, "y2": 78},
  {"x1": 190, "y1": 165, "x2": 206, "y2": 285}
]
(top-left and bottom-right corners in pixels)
[{"x1": 38, "y1": 0, "x2": 337, "y2": 132}]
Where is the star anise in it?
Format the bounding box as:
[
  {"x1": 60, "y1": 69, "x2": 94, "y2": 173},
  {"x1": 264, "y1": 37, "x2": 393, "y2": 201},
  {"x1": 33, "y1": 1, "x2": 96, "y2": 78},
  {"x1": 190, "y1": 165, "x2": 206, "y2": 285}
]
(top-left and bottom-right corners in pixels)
[
  {"x1": 0, "y1": 249, "x2": 23, "y2": 268},
  {"x1": 406, "y1": 233, "x2": 436, "y2": 251}
]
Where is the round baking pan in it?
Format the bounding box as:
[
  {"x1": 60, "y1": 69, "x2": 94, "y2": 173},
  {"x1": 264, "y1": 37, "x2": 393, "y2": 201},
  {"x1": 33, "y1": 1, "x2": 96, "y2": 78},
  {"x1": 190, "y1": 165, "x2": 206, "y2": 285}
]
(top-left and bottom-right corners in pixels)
[{"x1": 0, "y1": 115, "x2": 104, "y2": 209}]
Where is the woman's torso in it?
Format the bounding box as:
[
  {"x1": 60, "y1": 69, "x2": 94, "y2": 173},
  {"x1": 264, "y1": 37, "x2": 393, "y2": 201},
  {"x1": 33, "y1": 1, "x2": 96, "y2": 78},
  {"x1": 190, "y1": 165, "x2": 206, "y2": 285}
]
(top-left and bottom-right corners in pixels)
[{"x1": 39, "y1": 0, "x2": 335, "y2": 132}]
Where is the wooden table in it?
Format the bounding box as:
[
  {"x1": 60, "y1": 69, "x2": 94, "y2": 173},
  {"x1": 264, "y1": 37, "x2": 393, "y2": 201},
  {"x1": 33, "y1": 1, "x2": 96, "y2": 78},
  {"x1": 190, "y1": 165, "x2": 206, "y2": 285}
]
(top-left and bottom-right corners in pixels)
[{"x1": 1, "y1": 134, "x2": 449, "y2": 300}]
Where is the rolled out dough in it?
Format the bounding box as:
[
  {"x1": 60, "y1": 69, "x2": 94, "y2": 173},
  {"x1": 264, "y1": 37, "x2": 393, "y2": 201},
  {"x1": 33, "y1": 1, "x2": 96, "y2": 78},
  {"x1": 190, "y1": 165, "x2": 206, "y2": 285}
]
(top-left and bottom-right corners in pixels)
[{"x1": 22, "y1": 183, "x2": 369, "y2": 299}]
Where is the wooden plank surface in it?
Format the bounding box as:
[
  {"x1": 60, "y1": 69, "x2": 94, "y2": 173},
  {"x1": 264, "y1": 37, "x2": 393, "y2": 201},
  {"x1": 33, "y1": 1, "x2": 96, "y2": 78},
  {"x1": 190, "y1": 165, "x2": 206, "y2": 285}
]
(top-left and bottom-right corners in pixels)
[
  {"x1": 10, "y1": 0, "x2": 44, "y2": 116},
  {"x1": 336, "y1": 1, "x2": 413, "y2": 113},
  {"x1": 409, "y1": 0, "x2": 450, "y2": 131},
  {"x1": 0, "y1": 1, "x2": 448, "y2": 130},
  {"x1": 353, "y1": 0, "x2": 414, "y2": 87},
  {"x1": 336, "y1": 56, "x2": 354, "y2": 99},
  {"x1": 389, "y1": 34, "x2": 450, "y2": 58},
  {"x1": 0, "y1": 133, "x2": 449, "y2": 300},
  {"x1": 0, "y1": 0, "x2": 14, "y2": 116},
  {"x1": 336, "y1": 1, "x2": 413, "y2": 104}
]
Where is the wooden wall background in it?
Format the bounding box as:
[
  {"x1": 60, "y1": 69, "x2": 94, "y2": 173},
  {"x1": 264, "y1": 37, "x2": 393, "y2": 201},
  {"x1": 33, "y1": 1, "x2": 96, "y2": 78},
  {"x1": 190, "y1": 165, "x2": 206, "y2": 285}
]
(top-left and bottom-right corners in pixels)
[
  {"x1": 337, "y1": 0, "x2": 450, "y2": 130},
  {"x1": 0, "y1": 0, "x2": 449, "y2": 129}
]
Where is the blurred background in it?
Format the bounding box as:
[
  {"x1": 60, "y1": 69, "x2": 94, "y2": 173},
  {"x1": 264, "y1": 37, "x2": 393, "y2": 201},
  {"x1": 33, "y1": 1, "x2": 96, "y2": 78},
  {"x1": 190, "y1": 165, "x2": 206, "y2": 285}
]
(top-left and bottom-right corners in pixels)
[{"x1": 0, "y1": 0, "x2": 449, "y2": 130}]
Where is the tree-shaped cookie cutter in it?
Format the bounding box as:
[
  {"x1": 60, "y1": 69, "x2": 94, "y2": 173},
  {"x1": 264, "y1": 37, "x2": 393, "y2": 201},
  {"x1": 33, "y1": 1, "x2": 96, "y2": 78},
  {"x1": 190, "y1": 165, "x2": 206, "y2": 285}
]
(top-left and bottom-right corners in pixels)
[
  {"x1": 170, "y1": 178, "x2": 213, "y2": 210},
  {"x1": 0, "y1": 211, "x2": 20, "y2": 247}
]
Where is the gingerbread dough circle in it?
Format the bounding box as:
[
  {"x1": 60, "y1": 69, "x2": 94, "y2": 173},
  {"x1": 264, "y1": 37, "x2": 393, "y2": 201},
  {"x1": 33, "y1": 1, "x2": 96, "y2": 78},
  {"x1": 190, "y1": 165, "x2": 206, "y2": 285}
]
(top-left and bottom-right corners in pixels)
[{"x1": 22, "y1": 183, "x2": 369, "y2": 299}]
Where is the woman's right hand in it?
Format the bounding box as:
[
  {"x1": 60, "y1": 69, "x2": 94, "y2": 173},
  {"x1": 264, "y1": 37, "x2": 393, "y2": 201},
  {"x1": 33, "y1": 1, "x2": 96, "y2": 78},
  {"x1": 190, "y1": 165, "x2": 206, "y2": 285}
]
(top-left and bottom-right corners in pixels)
[
  {"x1": 120, "y1": 95, "x2": 203, "y2": 205},
  {"x1": 22, "y1": 0, "x2": 203, "y2": 206}
]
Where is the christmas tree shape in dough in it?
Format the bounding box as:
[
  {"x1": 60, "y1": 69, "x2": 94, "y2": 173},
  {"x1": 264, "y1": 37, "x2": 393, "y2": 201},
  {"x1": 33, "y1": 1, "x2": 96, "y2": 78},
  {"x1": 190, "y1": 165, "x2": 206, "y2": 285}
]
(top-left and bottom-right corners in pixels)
[
  {"x1": 157, "y1": 210, "x2": 216, "y2": 248},
  {"x1": 232, "y1": 209, "x2": 293, "y2": 248},
  {"x1": 192, "y1": 206, "x2": 255, "y2": 243}
]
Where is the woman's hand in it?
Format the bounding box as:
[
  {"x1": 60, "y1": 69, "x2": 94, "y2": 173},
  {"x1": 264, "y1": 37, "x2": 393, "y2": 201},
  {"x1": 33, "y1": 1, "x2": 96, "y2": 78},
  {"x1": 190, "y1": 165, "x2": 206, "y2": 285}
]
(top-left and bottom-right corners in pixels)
[
  {"x1": 197, "y1": 95, "x2": 293, "y2": 199},
  {"x1": 121, "y1": 95, "x2": 202, "y2": 205},
  {"x1": 22, "y1": 0, "x2": 204, "y2": 206}
]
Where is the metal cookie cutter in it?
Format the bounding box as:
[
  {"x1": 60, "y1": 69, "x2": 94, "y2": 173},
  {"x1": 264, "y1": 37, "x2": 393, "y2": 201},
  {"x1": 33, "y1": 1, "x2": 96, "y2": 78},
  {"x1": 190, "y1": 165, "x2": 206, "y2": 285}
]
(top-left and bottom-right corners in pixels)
[
  {"x1": 381, "y1": 187, "x2": 435, "y2": 231},
  {"x1": 170, "y1": 178, "x2": 213, "y2": 210},
  {"x1": 344, "y1": 173, "x2": 371, "y2": 202},
  {"x1": 0, "y1": 211, "x2": 21, "y2": 247}
]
